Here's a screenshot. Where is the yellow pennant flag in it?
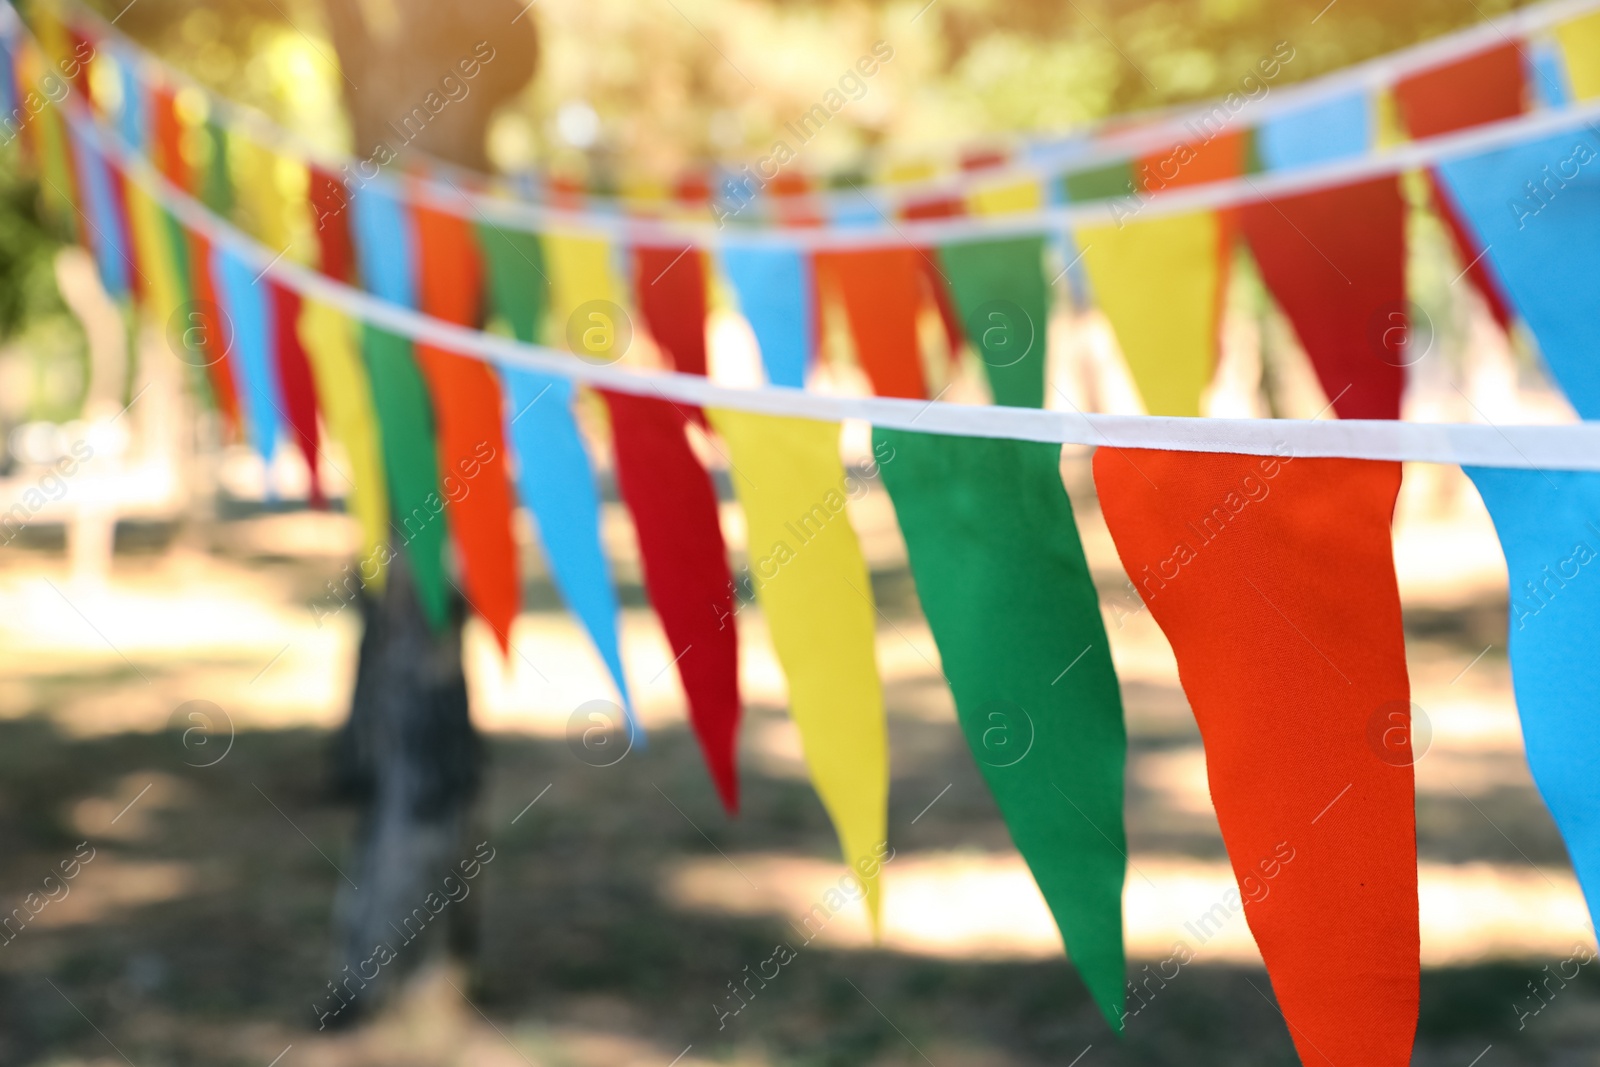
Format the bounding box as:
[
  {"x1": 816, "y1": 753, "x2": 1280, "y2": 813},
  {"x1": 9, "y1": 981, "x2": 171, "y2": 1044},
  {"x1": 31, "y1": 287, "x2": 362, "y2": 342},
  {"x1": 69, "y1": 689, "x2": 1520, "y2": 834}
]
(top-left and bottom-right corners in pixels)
[
  {"x1": 706, "y1": 410, "x2": 891, "y2": 929},
  {"x1": 1558, "y1": 11, "x2": 1600, "y2": 102},
  {"x1": 967, "y1": 177, "x2": 1043, "y2": 217},
  {"x1": 542, "y1": 231, "x2": 622, "y2": 340},
  {"x1": 298, "y1": 298, "x2": 391, "y2": 589},
  {"x1": 1076, "y1": 210, "x2": 1223, "y2": 416},
  {"x1": 124, "y1": 178, "x2": 182, "y2": 322}
]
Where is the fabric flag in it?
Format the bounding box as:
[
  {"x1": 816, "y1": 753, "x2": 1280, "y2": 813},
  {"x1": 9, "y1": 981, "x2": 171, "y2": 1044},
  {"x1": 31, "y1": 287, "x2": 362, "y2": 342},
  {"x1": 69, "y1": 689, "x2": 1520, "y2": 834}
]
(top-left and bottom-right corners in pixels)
[
  {"x1": 114, "y1": 50, "x2": 148, "y2": 154},
  {"x1": 476, "y1": 222, "x2": 635, "y2": 721},
  {"x1": 814, "y1": 247, "x2": 927, "y2": 399},
  {"x1": 545, "y1": 231, "x2": 742, "y2": 772},
  {"x1": 150, "y1": 82, "x2": 189, "y2": 191},
  {"x1": 634, "y1": 243, "x2": 709, "y2": 376},
  {"x1": 709, "y1": 410, "x2": 887, "y2": 917},
  {"x1": 1095, "y1": 449, "x2": 1417, "y2": 1066},
  {"x1": 123, "y1": 173, "x2": 180, "y2": 318},
  {"x1": 66, "y1": 126, "x2": 130, "y2": 298},
  {"x1": 177, "y1": 227, "x2": 243, "y2": 435},
  {"x1": 1394, "y1": 46, "x2": 1523, "y2": 337},
  {"x1": 1557, "y1": 10, "x2": 1600, "y2": 102},
  {"x1": 1138, "y1": 129, "x2": 1245, "y2": 193},
  {"x1": 199, "y1": 120, "x2": 233, "y2": 218},
  {"x1": 412, "y1": 202, "x2": 520, "y2": 652},
  {"x1": 1239, "y1": 178, "x2": 1408, "y2": 421},
  {"x1": 308, "y1": 166, "x2": 355, "y2": 282},
  {"x1": 267, "y1": 281, "x2": 326, "y2": 507},
  {"x1": 298, "y1": 298, "x2": 390, "y2": 589},
  {"x1": 1256, "y1": 91, "x2": 1371, "y2": 170},
  {"x1": 105, "y1": 158, "x2": 143, "y2": 304},
  {"x1": 1465, "y1": 468, "x2": 1600, "y2": 930},
  {"x1": 938, "y1": 237, "x2": 1050, "y2": 408},
  {"x1": 721, "y1": 245, "x2": 813, "y2": 388},
  {"x1": 602, "y1": 389, "x2": 738, "y2": 776},
  {"x1": 210, "y1": 243, "x2": 285, "y2": 461},
  {"x1": 902, "y1": 195, "x2": 966, "y2": 361},
  {"x1": 1078, "y1": 212, "x2": 1223, "y2": 417},
  {"x1": 1438, "y1": 134, "x2": 1600, "y2": 418},
  {"x1": 349, "y1": 184, "x2": 450, "y2": 628},
  {"x1": 876, "y1": 429, "x2": 1126, "y2": 1028}
]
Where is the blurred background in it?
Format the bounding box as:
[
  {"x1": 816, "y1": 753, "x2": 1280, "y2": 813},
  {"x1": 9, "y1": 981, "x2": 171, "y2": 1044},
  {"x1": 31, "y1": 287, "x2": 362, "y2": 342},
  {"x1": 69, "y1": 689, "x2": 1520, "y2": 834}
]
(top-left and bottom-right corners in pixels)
[{"x1": 2, "y1": 0, "x2": 1598, "y2": 1064}]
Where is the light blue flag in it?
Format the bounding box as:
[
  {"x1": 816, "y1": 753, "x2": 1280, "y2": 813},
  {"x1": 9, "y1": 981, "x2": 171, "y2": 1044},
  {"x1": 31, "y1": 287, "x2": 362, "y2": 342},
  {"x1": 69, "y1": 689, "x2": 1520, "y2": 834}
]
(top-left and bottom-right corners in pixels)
[
  {"x1": 1529, "y1": 40, "x2": 1572, "y2": 109},
  {"x1": 210, "y1": 244, "x2": 282, "y2": 464},
  {"x1": 720, "y1": 245, "x2": 812, "y2": 388},
  {"x1": 348, "y1": 181, "x2": 417, "y2": 307},
  {"x1": 67, "y1": 128, "x2": 129, "y2": 298},
  {"x1": 113, "y1": 48, "x2": 147, "y2": 153},
  {"x1": 1439, "y1": 133, "x2": 1600, "y2": 418},
  {"x1": 499, "y1": 368, "x2": 635, "y2": 724},
  {"x1": 1257, "y1": 90, "x2": 1371, "y2": 171},
  {"x1": 0, "y1": 36, "x2": 16, "y2": 122},
  {"x1": 1466, "y1": 466, "x2": 1600, "y2": 930}
]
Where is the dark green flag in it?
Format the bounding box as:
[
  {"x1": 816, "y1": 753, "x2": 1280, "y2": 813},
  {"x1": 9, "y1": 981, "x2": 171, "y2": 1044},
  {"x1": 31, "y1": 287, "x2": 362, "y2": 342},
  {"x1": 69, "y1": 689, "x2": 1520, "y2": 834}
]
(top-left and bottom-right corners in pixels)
[
  {"x1": 937, "y1": 236, "x2": 1049, "y2": 409},
  {"x1": 362, "y1": 324, "x2": 450, "y2": 629},
  {"x1": 201, "y1": 122, "x2": 234, "y2": 219},
  {"x1": 876, "y1": 428, "x2": 1127, "y2": 1030},
  {"x1": 475, "y1": 224, "x2": 548, "y2": 343}
]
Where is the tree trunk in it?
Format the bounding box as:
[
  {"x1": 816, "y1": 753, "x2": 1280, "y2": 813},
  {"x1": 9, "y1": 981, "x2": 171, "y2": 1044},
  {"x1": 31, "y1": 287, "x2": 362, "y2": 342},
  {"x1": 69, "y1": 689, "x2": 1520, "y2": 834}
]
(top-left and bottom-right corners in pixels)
[{"x1": 318, "y1": 0, "x2": 536, "y2": 1019}]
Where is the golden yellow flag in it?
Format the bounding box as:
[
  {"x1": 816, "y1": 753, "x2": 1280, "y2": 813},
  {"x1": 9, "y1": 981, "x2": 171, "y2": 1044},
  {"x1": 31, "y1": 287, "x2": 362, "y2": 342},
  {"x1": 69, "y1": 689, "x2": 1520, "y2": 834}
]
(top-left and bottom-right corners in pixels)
[
  {"x1": 967, "y1": 177, "x2": 1043, "y2": 217},
  {"x1": 1558, "y1": 11, "x2": 1600, "y2": 101},
  {"x1": 1077, "y1": 211, "x2": 1223, "y2": 417},
  {"x1": 542, "y1": 231, "x2": 620, "y2": 329},
  {"x1": 124, "y1": 179, "x2": 181, "y2": 322},
  {"x1": 298, "y1": 298, "x2": 391, "y2": 589},
  {"x1": 707, "y1": 410, "x2": 891, "y2": 929}
]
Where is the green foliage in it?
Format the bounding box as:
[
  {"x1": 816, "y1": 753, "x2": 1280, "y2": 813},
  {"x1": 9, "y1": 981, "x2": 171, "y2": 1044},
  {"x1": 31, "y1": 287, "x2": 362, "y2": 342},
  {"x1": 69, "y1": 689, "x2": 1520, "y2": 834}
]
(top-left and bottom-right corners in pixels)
[{"x1": 0, "y1": 143, "x2": 70, "y2": 340}]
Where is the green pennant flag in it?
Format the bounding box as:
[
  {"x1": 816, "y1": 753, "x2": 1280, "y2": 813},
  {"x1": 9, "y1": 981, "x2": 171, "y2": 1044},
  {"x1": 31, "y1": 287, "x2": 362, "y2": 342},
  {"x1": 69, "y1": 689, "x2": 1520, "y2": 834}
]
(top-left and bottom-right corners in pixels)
[
  {"x1": 475, "y1": 224, "x2": 548, "y2": 343},
  {"x1": 937, "y1": 236, "x2": 1049, "y2": 409},
  {"x1": 201, "y1": 121, "x2": 234, "y2": 219},
  {"x1": 875, "y1": 428, "x2": 1127, "y2": 1030},
  {"x1": 361, "y1": 324, "x2": 451, "y2": 629}
]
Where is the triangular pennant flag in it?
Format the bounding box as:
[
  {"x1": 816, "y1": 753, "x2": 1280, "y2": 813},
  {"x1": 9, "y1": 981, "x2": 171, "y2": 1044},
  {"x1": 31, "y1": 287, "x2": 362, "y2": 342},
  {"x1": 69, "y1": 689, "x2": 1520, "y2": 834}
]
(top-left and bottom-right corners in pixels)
[
  {"x1": 150, "y1": 82, "x2": 189, "y2": 191},
  {"x1": 1239, "y1": 178, "x2": 1408, "y2": 420},
  {"x1": 1465, "y1": 467, "x2": 1600, "y2": 930},
  {"x1": 1426, "y1": 170, "x2": 1514, "y2": 332},
  {"x1": 938, "y1": 236, "x2": 1050, "y2": 408},
  {"x1": 209, "y1": 242, "x2": 283, "y2": 464},
  {"x1": 1557, "y1": 10, "x2": 1600, "y2": 102},
  {"x1": 721, "y1": 245, "x2": 813, "y2": 388},
  {"x1": 298, "y1": 297, "x2": 390, "y2": 590},
  {"x1": 308, "y1": 166, "x2": 355, "y2": 283},
  {"x1": 876, "y1": 429, "x2": 1127, "y2": 1028},
  {"x1": 1078, "y1": 211, "x2": 1223, "y2": 417},
  {"x1": 1437, "y1": 135, "x2": 1600, "y2": 417},
  {"x1": 1095, "y1": 449, "x2": 1417, "y2": 1066},
  {"x1": 708, "y1": 410, "x2": 887, "y2": 909},
  {"x1": 634, "y1": 243, "x2": 708, "y2": 376},
  {"x1": 123, "y1": 171, "x2": 180, "y2": 318},
  {"x1": 176, "y1": 226, "x2": 243, "y2": 436},
  {"x1": 113, "y1": 49, "x2": 148, "y2": 155},
  {"x1": 66, "y1": 125, "x2": 131, "y2": 298},
  {"x1": 1394, "y1": 44, "x2": 1525, "y2": 138},
  {"x1": 412, "y1": 203, "x2": 519, "y2": 652},
  {"x1": 1257, "y1": 91, "x2": 1371, "y2": 171},
  {"x1": 200, "y1": 120, "x2": 233, "y2": 219},
  {"x1": 600, "y1": 388, "x2": 737, "y2": 778},
  {"x1": 476, "y1": 222, "x2": 636, "y2": 722},
  {"x1": 267, "y1": 281, "x2": 326, "y2": 507},
  {"x1": 815, "y1": 247, "x2": 927, "y2": 399},
  {"x1": 902, "y1": 196, "x2": 966, "y2": 362}
]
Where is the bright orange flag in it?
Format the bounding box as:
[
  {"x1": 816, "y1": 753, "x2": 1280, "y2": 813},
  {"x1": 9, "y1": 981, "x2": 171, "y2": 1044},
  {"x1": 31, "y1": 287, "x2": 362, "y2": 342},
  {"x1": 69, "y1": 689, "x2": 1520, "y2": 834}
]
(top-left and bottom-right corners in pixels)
[{"x1": 815, "y1": 247, "x2": 927, "y2": 399}]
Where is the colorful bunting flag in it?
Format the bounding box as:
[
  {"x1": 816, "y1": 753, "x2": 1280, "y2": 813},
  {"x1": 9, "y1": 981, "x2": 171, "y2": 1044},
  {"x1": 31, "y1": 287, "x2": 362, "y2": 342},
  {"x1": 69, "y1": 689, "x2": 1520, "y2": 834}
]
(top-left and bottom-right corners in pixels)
[
  {"x1": 1239, "y1": 177, "x2": 1408, "y2": 420},
  {"x1": 1465, "y1": 467, "x2": 1600, "y2": 932},
  {"x1": 176, "y1": 226, "x2": 243, "y2": 435},
  {"x1": 309, "y1": 165, "x2": 355, "y2": 282},
  {"x1": 634, "y1": 243, "x2": 709, "y2": 377},
  {"x1": 1394, "y1": 44, "x2": 1526, "y2": 138},
  {"x1": 210, "y1": 241, "x2": 283, "y2": 462},
  {"x1": 876, "y1": 429, "x2": 1127, "y2": 1028},
  {"x1": 1078, "y1": 212, "x2": 1223, "y2": 417},
  {"x1": 267, "y1": 281, "x2": 326, "y2": 507},
  {"x1": 66, "y1": 124, "x2": 130, "y2": 298},
  {"x1": 814, "y1": 247, "x2": 927, "y2": 399},
  {"x1": 1256, "y1": 91, "x2": 1371, "y2": 170},
  {"x1": 721, "y1": 245, "x2": 813, "y2": 388},
  {"x1": 1557, "y1": 10, "x2": 1600, "y2": 101},
  {"x1": 1095, "y1": 449, "x2": 1418, "y2": 1067},
  {"x1": 938, "y1": 236, "x2": 1051, "y2": 408},
  {"x1": 709, "y1": 410, "x2": 887, "y2": 914}
]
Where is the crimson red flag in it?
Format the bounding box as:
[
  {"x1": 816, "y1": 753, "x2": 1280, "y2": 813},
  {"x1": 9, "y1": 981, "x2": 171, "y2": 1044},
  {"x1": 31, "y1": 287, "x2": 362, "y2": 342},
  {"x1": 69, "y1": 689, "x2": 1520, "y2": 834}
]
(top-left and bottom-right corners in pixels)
[
  {"x1": 308, "y1": 167, "x2": 356, "y2": 284},
  {"x1": 634, "y1": 244, "x2": 709, "y2": 377},
  {"x1": 1095, "y1": 448, "x2": 1418, "y2": 1067},
  {"x1": 267, "y1": 282, "x2": 326, "y2": 507},
  {"x1": 410, "y1": 203, "x2": 521, "y2": 653},
  {"x1": 602, "y1": 389, "x2": 742, "y2": 812},
  {"x1": 1239, "y1": 177, "x2": 1407, "y2": 420}
]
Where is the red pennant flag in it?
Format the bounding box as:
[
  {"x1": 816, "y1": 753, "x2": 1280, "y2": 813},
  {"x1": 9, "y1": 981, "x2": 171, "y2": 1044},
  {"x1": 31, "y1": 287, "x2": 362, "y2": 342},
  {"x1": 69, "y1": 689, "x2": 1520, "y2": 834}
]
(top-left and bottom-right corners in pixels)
[
  {"x1": 634, "y1": 244, "x2": 709, "y2": 377},
  {"x1": 815, "y1": 247, "x2": 928, "y2": 399},
  {"x1": 107, "y1": 160, "x2": 144, "y2": 305},
  {"x1": 410, "y1": 203, "x2": 520, "y2": 652},
  {"x1": 903, "y1": 195, "x2": 966, "y2": 361},
  {"x1": 309, "y1": 167, "x2": 356, "y2": 283},
  {"x1": 181, "y1": 229, "x2": 243, "y2": 437},
  {"x1": 267, "y1": 282, "x2": 326, "y2": 508},
  {"x1": 1095, "y1": 449, "x2": 1417, "y2": 1066},
  {"x1": 1239, "y1": 177, "x2": 1407, "y2": 420},
  {"x1": 1395, "y1": 48, "x2": 1524, "y2": 336},
  {"x1": 602, "y1": 389, "x2": 742, "y2": 812},
  {"x1": 1137, "y1": 128, "x2": 1246, "y2": 193},
  {"x1": 150, "y1": 83, "x2": 191, "y2": 192}
]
